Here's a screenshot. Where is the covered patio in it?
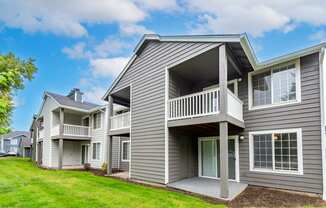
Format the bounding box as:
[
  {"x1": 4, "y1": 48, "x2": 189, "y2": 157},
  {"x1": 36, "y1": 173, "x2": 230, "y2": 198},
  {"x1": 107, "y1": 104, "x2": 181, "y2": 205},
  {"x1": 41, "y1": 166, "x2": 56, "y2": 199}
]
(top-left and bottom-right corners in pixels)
[{"x1": 168, "y1": 177, "x2": 247, "y2": 200}]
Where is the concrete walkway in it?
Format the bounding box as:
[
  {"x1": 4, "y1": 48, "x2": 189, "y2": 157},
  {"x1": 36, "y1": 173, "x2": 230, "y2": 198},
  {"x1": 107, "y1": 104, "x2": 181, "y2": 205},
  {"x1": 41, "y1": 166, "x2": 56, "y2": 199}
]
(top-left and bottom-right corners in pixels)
[{"x1": 168, "y1": 177, "x2": 247, "y2": 200}]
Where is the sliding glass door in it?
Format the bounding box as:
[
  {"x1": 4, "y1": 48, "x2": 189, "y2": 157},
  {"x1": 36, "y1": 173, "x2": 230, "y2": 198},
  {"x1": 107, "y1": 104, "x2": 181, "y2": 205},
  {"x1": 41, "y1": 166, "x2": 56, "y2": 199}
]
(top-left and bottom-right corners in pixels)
[{"x1": 200, "y1": 137, "x2": 237, "y2": 180}]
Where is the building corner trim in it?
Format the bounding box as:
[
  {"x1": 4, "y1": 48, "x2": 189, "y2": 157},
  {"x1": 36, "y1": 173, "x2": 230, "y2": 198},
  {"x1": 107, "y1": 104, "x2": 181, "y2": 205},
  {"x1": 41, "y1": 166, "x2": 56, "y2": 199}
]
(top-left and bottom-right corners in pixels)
[{"x1": 319, "y1": 47, "x2": 326, "y2": 200}]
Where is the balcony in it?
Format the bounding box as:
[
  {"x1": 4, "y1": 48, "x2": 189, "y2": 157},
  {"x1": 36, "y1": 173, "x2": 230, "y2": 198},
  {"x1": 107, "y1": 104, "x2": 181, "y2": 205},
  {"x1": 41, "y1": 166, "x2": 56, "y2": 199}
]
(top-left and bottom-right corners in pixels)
[
  {"x1": 168, "y1": 88, "x2": 243, "y2": 122},
  {"x1": 51, "y1": 124, "x2": 91, "y2": 138},
  {"x1": 110, "y1": 112, "x2": 130, "y2": 130}
]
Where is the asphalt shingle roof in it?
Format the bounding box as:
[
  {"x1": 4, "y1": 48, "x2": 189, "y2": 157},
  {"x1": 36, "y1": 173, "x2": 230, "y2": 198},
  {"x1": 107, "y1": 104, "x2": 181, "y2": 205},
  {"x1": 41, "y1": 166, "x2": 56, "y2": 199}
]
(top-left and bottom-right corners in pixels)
[
  {"x1": 1, "y1": 131, "x2": 30, "y2": 139},
  {"x1": 46, "y1": 92, "x2": 99, "y2": 111}
]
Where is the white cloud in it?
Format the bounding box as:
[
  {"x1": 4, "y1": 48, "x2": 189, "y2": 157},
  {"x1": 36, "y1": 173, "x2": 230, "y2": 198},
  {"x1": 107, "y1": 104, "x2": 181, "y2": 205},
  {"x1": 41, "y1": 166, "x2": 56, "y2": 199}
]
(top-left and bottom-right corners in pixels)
[
  {"x1": 309, "y1": 30, "x2": 326, "y2": 42},
  {"x1": 83, "y1": 86, "x2": 107, "y2": 104},
  {"x1": 120, "y1": 23, "x2": 153, "y2": 36},
  {"x1": 134, "y1": 0, "x2": 178, "y2": 10},
  {"x1": 94, "y1": 37, "x2": 131, "y2": 57},
  {"x1": 186, "y1": 0, "x2": 326, "y2": 37},
  {"x1": 0, "y1": 0, "x2": 146, "y2": 37},
  {"x1": 90, "y1": 57, "x2": 129, "y2": 78},
  {"x1": 63, "y1": 37, "x2": 131, "y2": 60},
  {"x1": 62, "y1": 42, "x2": 92, "y2": 59}
]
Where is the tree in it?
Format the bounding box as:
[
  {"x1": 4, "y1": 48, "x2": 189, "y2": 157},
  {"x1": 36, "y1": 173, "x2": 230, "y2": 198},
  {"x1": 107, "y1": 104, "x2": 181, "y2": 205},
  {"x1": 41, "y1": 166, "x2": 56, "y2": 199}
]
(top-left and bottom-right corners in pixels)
[{"x1": 0, "y1": 53, "x2": 37, "y2": 134}]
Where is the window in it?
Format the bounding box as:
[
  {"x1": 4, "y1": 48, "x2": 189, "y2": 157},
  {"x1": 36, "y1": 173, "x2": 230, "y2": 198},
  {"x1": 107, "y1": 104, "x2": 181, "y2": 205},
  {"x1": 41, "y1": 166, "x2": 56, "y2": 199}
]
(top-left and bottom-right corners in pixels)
[
  {"x1": 121, "y1": 141, "x2": 130, "y2": 162},
  {"x1": 249, "y1": 62, "x2": 300, "y2": 109},
  {"x1": 93, "y1": 112, "x2": 101, "y2": 129},
  {"x1": 249, "y1": 129, "x2": 303, "y2": 174},
  {"x1": 92, "y1": 143, "x2": 101, "y2": 160}
]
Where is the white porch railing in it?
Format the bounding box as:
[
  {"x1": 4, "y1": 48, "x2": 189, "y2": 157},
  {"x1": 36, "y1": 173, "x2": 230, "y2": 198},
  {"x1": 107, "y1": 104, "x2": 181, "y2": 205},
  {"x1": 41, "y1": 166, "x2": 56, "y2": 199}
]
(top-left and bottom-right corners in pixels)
[
  {"x1": 168, "y1": 88, "x2": 243, "y2": 121},
  {"x1": 168, "y1": 88, "x2": 219, "y2": 120},
  {"x1": 63, "y1": 124, "x2": 91, "y2": 137},
  {"x1": 110, "y1": 112, "x2": 130, "y2": 130},
  {"x1": 227, "y1": 90, "x2": 243, "y2": 121},
  {"x1": 51, "y1": 124, "x2": 91, "y2": 137}
]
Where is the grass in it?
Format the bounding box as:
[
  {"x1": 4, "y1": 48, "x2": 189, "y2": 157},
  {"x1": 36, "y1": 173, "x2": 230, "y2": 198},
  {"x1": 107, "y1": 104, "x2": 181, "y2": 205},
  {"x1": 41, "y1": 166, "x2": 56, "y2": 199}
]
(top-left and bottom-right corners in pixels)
[{"x1": 0, "y1": 157, "x2": 225, "y2": 208}]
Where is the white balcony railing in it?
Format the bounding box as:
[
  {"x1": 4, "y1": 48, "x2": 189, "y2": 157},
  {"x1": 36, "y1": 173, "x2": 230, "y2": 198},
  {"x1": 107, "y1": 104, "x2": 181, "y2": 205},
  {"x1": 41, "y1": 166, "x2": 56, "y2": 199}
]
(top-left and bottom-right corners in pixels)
[
  {"x1": 168, "y1": 88, "x2": 243, "y2": 121},
  {"x1": 168, "y1": 88, "x2": 219, "y2": 120},
  {"x1": 63, "y1": 124, "x2": 91, "y2": 137},
  {"x1": 227, "y1": 90, "x2": 243, "y2": 121},
  {"x1": 51, "y1": 124, "x2": 91, "y2": 137},
  {"x1": 110, "y1": 112, "x2": 130, "y2": 130}
]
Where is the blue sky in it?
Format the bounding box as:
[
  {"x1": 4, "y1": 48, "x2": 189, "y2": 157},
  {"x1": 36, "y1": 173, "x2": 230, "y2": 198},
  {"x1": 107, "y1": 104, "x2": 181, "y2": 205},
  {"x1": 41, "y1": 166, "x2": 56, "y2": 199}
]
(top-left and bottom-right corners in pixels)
[{"x1": 1, "y1": 1, "x2": 326, "y2": 131}]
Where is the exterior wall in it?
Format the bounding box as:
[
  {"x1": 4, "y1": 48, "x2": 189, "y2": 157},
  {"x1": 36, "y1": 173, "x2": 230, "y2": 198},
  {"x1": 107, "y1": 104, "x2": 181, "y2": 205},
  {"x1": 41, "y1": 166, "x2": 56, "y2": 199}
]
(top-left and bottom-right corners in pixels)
[
  {"x1": 112, "y1": 136, "x2": 120, "y2": 169},
  {"x1": 64, "y1": 113, "x2": 82, "y2": 125},
  {"x1": 112, "y1": 41, "x2": 219, "y2": 184},
  {"x1": 89, "y1": 111, "x2": 106, "y2": 169},
  {"x1": 169, "y1": 128, "x2": 198, "y2": 182},
  {"x1": 238, "y1": 53, "x2": 323, "y2": 194},
  {"x1": 39, "y1": 97, "x2": 59, "y2": 168}
]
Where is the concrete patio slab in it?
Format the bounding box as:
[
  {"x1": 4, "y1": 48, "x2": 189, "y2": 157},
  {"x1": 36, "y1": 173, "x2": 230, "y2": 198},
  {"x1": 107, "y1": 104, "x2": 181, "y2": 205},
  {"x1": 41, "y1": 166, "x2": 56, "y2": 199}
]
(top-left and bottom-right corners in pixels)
[{"x1": 168, "y1": 177, "x2": 247, "y2": 200}]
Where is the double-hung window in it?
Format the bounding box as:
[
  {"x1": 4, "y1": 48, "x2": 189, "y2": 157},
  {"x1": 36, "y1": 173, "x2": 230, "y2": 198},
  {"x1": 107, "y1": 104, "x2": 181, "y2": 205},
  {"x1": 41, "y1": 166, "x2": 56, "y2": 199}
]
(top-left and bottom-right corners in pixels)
[
  {"x1": 93, "y1": 112, "x2": 101, "y2": 129},
  {"x1": 249, "y1": 129, "x2": 303, "y2": 175},
  {"x1": 92, "y1": 142, "x2": 101, "y2": 160},
  {"x1": 249, "y1": 61, "x2": 300, "y2": 109},
  {"x1": 121, "y1": 141, "x2": 130, "y2": 162}
]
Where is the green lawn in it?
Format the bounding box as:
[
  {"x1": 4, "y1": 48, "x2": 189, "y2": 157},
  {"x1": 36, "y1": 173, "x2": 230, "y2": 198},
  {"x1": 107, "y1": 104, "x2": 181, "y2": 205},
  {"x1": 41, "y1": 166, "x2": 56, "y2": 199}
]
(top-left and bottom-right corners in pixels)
[{"x1": 0, "y1": 158, "x2": 224, "y2": 208}]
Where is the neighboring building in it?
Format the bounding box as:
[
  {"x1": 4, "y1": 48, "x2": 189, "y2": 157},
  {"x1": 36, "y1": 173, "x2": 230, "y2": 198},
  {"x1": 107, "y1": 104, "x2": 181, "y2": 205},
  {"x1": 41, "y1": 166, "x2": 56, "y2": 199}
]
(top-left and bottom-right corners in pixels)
[
  {"x1": 101, "y1": 34, "x2": 326, "y2": 200},
  {"x1": 0, "y1": 131, "x2": 31, "y2": 157},
  {"x1": 31, "y1": 88, "x2": 129, "y2": 171}
]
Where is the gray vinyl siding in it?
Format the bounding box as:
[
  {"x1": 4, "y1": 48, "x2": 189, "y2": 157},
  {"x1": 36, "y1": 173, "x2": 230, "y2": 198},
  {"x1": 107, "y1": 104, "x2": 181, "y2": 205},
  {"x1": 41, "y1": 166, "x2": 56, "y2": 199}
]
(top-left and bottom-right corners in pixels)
[
  {"x1": 111, "y1": 136, "x2": 129, "y2": 171},
  {"x1": 112, "y1": 137, "x2": 119, "y2": 169},
  {"x1": 169, "y1": 128, "x2": 198, "y2": 182},
  {"x1": 111, "y1": 41, "x2": 219, "y2": 183},
  {"x1": 238, "y1": 53, "x2": 323, "y2": 194}
]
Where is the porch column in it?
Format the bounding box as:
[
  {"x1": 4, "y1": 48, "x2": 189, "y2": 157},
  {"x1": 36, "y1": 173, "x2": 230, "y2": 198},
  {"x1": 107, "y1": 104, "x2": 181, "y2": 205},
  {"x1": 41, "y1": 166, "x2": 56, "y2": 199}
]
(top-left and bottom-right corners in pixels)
[
  {"x1": 58, "y1": 138, "x2": 63, "y2": 169},
  {"x1": 107, "y1": 96, "x2": 114, "y2": 175},
  {"x1": 31, "y1": 129, "x2": 36, "y2": 162},
  {"x1": 219, "y1": 44, "x2": 229, "y2": 198},
  {"x1": 58, "y1": 108, "x2": 64, "y2": 169},
  {"x1": 59, "y1": 108, "x2": 64, "y2": 136}
]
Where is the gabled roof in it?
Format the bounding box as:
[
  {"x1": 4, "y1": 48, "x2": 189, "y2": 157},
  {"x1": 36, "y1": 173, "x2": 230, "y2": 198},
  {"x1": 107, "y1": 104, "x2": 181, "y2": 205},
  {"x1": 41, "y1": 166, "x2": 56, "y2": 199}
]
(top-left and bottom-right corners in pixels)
[
  {"x1": 1, "y1": 131, "x2": 30, "y2": 139},
  {"x1": 103, "y1": 33, "x2": 326, "y2": 100},
  {"x1": 46, "y1": 92, "x2": 99, "y2": 111}
]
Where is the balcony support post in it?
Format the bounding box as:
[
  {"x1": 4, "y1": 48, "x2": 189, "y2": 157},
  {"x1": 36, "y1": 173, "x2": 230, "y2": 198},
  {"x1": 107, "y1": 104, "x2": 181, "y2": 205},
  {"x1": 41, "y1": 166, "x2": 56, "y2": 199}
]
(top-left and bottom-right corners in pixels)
[
  {"x1": 219, "y1": 44, "x2": 229, "y2": 199},
  {"x1": 107, "y1": 96, "x2": 114, "y2": 175},
  {"x1": 58, "y1": 138, "x2": 63, "y2": 170},
  {"x1": 59, "y1": 108, "x2": 64, "y2": 136}
]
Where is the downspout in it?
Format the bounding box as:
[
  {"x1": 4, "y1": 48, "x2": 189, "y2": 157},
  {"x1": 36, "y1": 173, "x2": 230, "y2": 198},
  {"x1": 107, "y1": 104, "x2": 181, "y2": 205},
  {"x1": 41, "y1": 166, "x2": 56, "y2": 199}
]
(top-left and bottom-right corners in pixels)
[{"x1": 319, "y1": 47, "x2": 326, "y2": 200}]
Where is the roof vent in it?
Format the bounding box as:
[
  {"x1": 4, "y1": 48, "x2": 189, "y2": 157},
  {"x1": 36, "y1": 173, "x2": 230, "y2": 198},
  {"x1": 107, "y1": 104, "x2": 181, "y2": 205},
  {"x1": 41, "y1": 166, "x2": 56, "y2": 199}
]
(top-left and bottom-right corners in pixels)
[{"x1": 67, "y1": 88, "x2": 84, "y2": 103}]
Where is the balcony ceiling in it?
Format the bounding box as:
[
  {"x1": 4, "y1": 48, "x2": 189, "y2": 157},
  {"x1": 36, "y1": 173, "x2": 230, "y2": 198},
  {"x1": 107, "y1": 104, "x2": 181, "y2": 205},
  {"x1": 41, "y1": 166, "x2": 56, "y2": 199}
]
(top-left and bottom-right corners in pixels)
[{"x1": 170, "y1": 43, "x2": 251, "y2": 84}]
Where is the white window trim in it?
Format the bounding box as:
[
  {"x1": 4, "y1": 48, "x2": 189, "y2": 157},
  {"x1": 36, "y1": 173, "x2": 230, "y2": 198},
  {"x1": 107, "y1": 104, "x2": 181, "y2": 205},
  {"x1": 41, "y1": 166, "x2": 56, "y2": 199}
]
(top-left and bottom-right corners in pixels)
[
  {"x1": 248, "y1": 59, "x2": 301, "y2": 111},
  {"x1": 92, "y1": 142, "x2": 101, "y2": 161},
  {"x1": 121, "y1": 141, "x2": 130, "y2": 162},
  {"x1": 249, "y1": 128, "x2": 303, "y2": 175}
]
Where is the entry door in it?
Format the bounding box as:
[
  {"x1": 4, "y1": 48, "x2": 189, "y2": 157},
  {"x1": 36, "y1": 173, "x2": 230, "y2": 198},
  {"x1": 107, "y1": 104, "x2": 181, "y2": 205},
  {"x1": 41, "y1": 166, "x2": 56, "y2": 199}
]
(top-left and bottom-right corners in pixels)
[
  {"x1": 81, "y1": 145, "x2": 88, "y2": 164},
  {"x1": 200, "y1": 137, "x2": 237, "y2": 180}
]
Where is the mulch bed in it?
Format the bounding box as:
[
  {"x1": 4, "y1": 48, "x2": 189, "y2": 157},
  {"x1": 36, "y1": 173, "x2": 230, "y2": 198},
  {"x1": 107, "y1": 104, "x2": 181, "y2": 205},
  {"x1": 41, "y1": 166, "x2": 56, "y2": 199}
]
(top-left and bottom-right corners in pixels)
[{"x1": 229, "y1": 186, "x2": 326, "y2": 208}]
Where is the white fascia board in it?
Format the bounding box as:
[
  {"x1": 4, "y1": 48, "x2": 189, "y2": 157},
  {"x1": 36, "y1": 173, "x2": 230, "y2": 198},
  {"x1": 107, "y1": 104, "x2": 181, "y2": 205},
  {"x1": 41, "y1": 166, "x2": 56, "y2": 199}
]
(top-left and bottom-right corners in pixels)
[{"x1": 240, "y1": 34, "x2": 326, "y2": 71}]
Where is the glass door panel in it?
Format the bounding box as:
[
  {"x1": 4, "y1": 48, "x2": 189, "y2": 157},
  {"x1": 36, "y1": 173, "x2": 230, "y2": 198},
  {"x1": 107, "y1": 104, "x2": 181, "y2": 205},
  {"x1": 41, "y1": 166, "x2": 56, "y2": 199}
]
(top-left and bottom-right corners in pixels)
[{"x1": 201, "y1": 140, "x2": 217, "y2": 177}]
